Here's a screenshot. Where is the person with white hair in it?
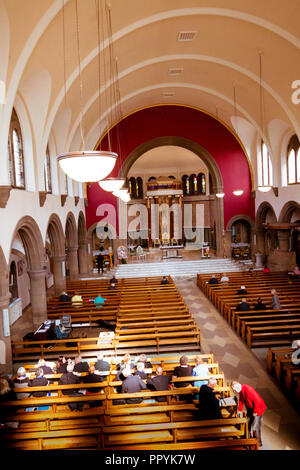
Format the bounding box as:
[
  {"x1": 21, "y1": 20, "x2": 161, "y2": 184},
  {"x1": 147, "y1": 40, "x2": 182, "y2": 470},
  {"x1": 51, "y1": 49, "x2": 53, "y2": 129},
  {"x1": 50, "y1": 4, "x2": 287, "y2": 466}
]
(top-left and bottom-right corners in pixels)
[
  {"x1": 231, "y1": 380, "x2": 266, "y2": 447},
  {"x1": 13, "y1": 367, "x2": 31, "y2": 399},
  {"x1": 198, "y1": 377, "x2": 223, "y2": 420},
  {"x1": 37, "y1": 358, "x2": 53, "y2": 375},
  {"x1": 134, "y1": 362, "x2": 147, "y2": 380},
  {"x1": 236, "y1": 285, "x2": 247, "y2": 296},
  {"x1": 121, "y1": 366, "x2": 147, "y2": 404}
]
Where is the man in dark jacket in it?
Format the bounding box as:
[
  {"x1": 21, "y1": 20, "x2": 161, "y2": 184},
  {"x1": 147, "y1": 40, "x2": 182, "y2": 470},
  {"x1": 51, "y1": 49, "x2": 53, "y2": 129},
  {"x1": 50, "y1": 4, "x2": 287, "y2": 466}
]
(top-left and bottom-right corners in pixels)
[
  {"x1": 173, "y1": 355, "x2": 193, "y2": 388},
  {"x1": 73, "y1": 355, "x2": 89, "y2": 373},
  {"x1": 236, "y1": 297, "x2": 251, "y2": 311},
  {"x1": 253, "y1": 298, "x2": 267, "y2": 310},
  {"x1": 121, "y1": 367, "x2": 147, "y2": 404},
  {"x1": 208, "y1": 275, "x2": 218, "y2": 284},
  {"x1": 198, "y1": 377, "x2": 223, "y2": 420},
  {"x1": 94, "y1": 354, "x2": 110, "y2": 372},
  {"x1": 58, "y1": 363, "x2": 84, "y2": 410},
  {"x1": 59, "y1": 291, "x2": 70, "y2": 302},
  {"x1": 97, "y1": 253, "x2": 104, "y2": 274},
  {"x1": 236, "y1": 285, "x2": 247, "y2": 296},
  {"x1": 30, "y1": 368, "x2": 49, "y2": 397},
  {"x1": 147, "y1": 366, "x2": 170, "y2": 402}
]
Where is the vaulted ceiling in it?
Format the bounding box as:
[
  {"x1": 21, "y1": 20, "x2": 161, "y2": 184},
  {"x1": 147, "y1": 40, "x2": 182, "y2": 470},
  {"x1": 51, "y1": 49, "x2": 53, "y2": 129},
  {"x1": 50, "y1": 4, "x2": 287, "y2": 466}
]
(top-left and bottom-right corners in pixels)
[{"x1": 1, "y1": 0, "x2": 300, "y2": 158}]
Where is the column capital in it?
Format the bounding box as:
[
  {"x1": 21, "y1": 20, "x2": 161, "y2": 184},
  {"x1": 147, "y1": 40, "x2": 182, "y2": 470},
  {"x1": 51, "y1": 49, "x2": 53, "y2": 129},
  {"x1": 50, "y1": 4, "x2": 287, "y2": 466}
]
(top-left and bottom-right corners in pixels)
[
  {"x1": 27, "y1": 269, "x2": 47, "y2": 280},
  {"x1": 53, "y1": 255, "x2": 66, "y2": 263},
  {"x1": 0, "y1": 294, "x2": 11, "y2": 309}
]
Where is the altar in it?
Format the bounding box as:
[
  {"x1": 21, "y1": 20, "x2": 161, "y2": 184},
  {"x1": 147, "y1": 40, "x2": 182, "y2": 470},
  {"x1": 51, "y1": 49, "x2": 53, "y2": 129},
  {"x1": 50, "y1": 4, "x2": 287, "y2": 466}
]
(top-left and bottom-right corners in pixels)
[{"x1": 160, "y1": 245, "x2": 184, "y2": 259}]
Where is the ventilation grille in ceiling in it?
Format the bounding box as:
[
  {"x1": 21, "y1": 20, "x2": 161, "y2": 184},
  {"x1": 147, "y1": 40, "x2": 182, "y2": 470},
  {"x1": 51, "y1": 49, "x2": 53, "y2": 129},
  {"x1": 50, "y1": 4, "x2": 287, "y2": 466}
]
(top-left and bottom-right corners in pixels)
[
  {"x1": 177, "y1": 31, "x2": 197, "y2": 42},
  {"x1": 168, "y1": 68, "x2": 184, "y2": 76}
]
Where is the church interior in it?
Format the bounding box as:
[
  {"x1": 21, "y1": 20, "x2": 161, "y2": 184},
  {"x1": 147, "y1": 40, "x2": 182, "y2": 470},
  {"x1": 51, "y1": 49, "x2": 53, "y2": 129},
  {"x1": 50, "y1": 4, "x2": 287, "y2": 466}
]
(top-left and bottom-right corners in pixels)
[{"x1": 0, "y1": 0, "x2": 299, "y2": 452}]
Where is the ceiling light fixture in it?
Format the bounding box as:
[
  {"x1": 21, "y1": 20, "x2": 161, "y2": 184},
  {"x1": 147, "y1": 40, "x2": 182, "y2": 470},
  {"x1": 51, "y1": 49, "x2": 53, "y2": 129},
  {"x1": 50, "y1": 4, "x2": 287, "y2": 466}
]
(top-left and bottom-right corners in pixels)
[
  {"x1": 57, "y1": 0, "x2": 118, "y2": 183},
  {"x1": 233, "y1": 190, "x2": 244, "y2": 196},
  {"x1": 216, "y1": 192, "x2": 225, "y2": 198},
  {"x1": 257, "y1": 186, "x2": 272, "y2": 193}
]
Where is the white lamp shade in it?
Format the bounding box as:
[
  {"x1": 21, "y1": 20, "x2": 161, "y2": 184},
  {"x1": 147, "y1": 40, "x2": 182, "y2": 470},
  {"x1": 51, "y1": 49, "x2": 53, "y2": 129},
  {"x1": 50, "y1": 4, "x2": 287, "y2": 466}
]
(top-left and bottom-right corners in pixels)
[
  {"x1": 98, "y1": 177, "x2": 125, "y2": 192},
  {"x1": 233, "y1": 190, "x2": 244, "y2": 196},
  {"x1": 57, "y1": 151, "x2": 117, "y2": 183},
  {"x1": 216, "y1": 192, "x2": 225, "y2": 198},
  {"x1": 257, "y1": 186, "x2": 271, "y2": 193}
]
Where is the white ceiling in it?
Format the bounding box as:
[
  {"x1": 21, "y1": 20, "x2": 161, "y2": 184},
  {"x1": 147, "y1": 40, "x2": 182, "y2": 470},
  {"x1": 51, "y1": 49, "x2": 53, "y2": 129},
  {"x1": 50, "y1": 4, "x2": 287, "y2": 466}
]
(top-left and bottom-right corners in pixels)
[{"x1": 1, "y1": 0, "x2": 300, "y2": 165}]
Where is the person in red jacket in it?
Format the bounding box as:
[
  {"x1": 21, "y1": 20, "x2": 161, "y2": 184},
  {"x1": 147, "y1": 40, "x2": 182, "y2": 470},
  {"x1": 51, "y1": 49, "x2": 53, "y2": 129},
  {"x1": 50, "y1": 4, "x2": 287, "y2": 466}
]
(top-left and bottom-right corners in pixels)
[{"x1": 231, "y1": 381, "x2": 266, "y2": 447}]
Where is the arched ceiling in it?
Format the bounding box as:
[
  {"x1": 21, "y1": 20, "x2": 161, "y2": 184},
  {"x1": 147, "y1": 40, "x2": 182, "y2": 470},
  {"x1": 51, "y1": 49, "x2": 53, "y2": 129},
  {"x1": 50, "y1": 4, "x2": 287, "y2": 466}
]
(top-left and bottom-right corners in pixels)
[{"x1": 2, "y1": 0, "x2": 300, "y2": 159}]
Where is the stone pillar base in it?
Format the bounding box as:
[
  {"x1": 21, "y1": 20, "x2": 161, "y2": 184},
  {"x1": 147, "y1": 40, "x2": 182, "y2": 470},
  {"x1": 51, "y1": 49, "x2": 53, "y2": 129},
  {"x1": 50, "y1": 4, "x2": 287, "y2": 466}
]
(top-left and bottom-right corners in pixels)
[{"x1": 268, "y1": 251, "x2": 296, "y2": 272}]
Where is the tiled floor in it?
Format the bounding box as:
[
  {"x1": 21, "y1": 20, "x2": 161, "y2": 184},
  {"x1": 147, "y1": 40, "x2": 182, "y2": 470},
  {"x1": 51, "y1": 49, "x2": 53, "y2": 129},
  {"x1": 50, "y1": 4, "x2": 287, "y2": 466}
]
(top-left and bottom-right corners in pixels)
[{"x1": 10, "y1": 249, "x2": 300, "y2": 450}]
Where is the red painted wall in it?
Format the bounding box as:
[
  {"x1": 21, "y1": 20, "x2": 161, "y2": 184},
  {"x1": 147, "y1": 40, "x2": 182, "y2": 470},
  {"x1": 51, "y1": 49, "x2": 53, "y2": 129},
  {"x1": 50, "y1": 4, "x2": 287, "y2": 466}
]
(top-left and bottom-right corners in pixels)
[{"x1": 85, "y1": 105, "x2": 255, "y2": 232}]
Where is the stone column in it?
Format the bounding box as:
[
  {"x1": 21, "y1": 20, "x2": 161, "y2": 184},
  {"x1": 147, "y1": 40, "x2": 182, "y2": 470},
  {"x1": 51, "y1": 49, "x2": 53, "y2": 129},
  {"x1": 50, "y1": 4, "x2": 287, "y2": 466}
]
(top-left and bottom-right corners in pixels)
[
  {"x1": 78, "y1": 243, "x2": 89, "y2": 275},
  {"x1": 68, "y1": 246, "x2": 79, "y2": 280},
  {"x1": 28, "y1": 269, "x2": 48, "y2": 329},
  {"x1": 52, "y1": 255, "x2": 66, "y2": 295},
  {"x1": 0, "y1": 294, "x2": 13, "y2": 375}
]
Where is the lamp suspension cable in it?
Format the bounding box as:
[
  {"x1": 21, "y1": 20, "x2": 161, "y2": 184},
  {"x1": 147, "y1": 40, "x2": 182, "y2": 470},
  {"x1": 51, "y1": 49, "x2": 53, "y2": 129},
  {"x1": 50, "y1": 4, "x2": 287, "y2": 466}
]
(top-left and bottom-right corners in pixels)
[{"x1": 75, "y1": 0, "x2": 85, "y2": 149}]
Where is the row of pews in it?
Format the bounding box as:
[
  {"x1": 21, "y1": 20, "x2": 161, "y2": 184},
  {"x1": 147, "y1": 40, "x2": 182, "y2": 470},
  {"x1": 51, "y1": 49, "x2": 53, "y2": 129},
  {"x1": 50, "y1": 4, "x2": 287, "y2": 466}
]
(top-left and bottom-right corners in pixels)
[
  {"x1": 0, "y1": 353, "x2": 258, "y2": 450},
  {"x1": 12, "y1": 276, "x2": 201, "y2": 362},
  {"x1": 197, "y1": 271, "x2": 300, "y2": 348}
]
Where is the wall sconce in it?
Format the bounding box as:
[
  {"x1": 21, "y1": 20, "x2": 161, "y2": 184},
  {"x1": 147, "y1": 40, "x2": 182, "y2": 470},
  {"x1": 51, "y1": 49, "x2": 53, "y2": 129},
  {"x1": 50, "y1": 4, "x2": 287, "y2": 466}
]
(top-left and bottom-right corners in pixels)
[
  {"x1": 233, "y1": 190, "x2": 244, "y2": 196},
  {"x1": 216, "y1": 193, "x2": 225, "y2": 198}
]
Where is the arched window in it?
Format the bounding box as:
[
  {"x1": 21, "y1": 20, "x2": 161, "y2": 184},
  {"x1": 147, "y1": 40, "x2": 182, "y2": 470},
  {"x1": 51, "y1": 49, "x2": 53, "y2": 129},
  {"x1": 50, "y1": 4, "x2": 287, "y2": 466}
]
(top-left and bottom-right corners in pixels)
[
  {"x1": 44, "y1": 145, "x2": 52, "y2": 193},
  {"x1": 197, "y1": 173, "x2": 206, "y2": 195},
  {"x1": 8, "y1": 108, "x2": 25, "y2": 188},
  {"x1": 189, "y1": 174, "x2": 197, "y2": 195},
  {"x1": 148, "y1": 176, "x2": 156, "y2": 182},
  {"x1": 129, "y1": 177, "x2": 136, "y2": 198},
  {"x1": 258, "y1": 141, "x2": 273, "y2": 187},
  {"x1": 287, "y1": 135, "x2": 300, "y2": 184},
  {"x1": 182, "y1": 175, "x2": 189, "y2": 195},
  {"x1": 136, "y1": 177, "x2": 143, "y2": 198}
]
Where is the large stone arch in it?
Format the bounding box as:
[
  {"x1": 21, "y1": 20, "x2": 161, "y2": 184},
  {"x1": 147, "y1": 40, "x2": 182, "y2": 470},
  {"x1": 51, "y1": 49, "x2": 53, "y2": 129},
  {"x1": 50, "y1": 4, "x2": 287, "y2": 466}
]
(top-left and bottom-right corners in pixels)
[
  {"x1": 225, "y1": 214, "x2": 255, "y2": 259},
  {"x1": 46, "y1": 213, "x2": 66, "y2": 294},
  {"x1": 119, "y1": 136, "x2": 225, "y2": 256},
  {"x1": 278, "y1": 201, "x2": 300, "y2": 223},
  {"x1": 9, "y1": 216, "x2": 47, "y2": 330},
  {"x1": 65, "y1": 212, "x2": 79, "y2": 280}
]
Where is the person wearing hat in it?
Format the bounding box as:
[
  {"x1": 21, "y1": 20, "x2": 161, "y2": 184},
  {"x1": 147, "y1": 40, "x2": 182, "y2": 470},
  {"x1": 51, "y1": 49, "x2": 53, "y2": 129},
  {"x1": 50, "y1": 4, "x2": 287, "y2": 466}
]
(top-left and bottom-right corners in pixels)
[{"x1": 236, "y1": 285, "x2": 247, "y2": 296}]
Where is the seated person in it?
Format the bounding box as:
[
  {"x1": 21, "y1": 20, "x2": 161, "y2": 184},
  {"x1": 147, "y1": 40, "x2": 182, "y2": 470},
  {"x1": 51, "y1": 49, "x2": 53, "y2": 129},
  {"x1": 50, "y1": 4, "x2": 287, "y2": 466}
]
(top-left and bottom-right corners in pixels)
[
  {"x1": 147, "y1": 366, "x2": 170, "y2": 402},
  {"x1": 253, "y1": 298, "x2": 267, "y2": 310},
  {"x1": 55, "y1": 356, "x2": 68, "y2": 374},
  {"x1": 220, "y1": 273, "x2": 229, "y2": 283},
  {"x1": 134, "y1": 362, "x2": 148, "y2": 380},
  {"x1": 94, "y1": 353, "x2": 110, "y2": 372},
  {"x1": 84, "y1": 365, "x2": 105, "y2": 393},
  {"x1": 117, "y1": 353, "x2": 134, "y2": 370},
  {"x1": 93, "y1": 294, "x2": 107, "y2": 308},
  {"x1": 173, "y1": 355, "x2": 193, "y2": 388},
  {"x1": 29, "y1": 368, "x2": 49, "y2": 397},
  {"x1": 161, "y1": 276, "x2": 169, "y2": 285},
  {"x1": 58, "y1": 363, "x2": 84, "y2": 411},
  {"x1": 236, "y1": 297, "x2": 251, "y2": 311},
  {"x1": 109, "y1": 283, "x2": 117, "y2": 291},
  {"x1": 248, "y1": 266, "x2": 254, "y2": 274},
  {"x1": 110, "y1": 276, "x2": 118, "y2": 284},
  {"x1": 73, "y1": 355, "x2": 89, "y2": 373},
  {"x1": 263, "y1": 265, "x2": 271, "y2": 273},
  {"x1": 236, "y1": 285, "x2": 247, "y2": 296},
  {"x1": 198, "y1": 377, "x2": 223, "y2": 420},
  {"x1": 192, "y1": 355, "x2": 209, "y2": 388},
  {"x1": 0, "y1": 378, "x2": 17, "y2": 404},
  {"x1": 207, "y1": 275, "x2": 218, "y2": 284},
  {"x1": 113, "y1": 363, "x2": 128, "y2": 405},
  {"x1": 13, "y1": 367, "x2": 31, "y2": 399},
  {"x1": 121, "y1": 366, "x2": 147, "y2": 404},
  {"x1": 37, "y1": 358, "x2": 53, "y2": 375},
  {"x1": 71, "y1": 291, "x2": 83, "y2": 308},
  {"x1": 59, "y1": 291, "x2": 70, "y2": 302},
  {"x1": 135, "y1": 353, "x2": 152, "y2": 369}
]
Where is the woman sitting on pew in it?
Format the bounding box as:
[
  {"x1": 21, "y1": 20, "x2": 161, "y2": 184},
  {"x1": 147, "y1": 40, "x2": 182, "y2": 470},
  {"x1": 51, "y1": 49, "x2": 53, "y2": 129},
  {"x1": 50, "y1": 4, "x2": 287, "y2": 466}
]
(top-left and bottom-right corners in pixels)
[
  {"x1": 55, "y1": 356, "x2": 68, "y2": 374},
  {"x1": 13, "y1": 367, "x2": 31, "y2": 399}
]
